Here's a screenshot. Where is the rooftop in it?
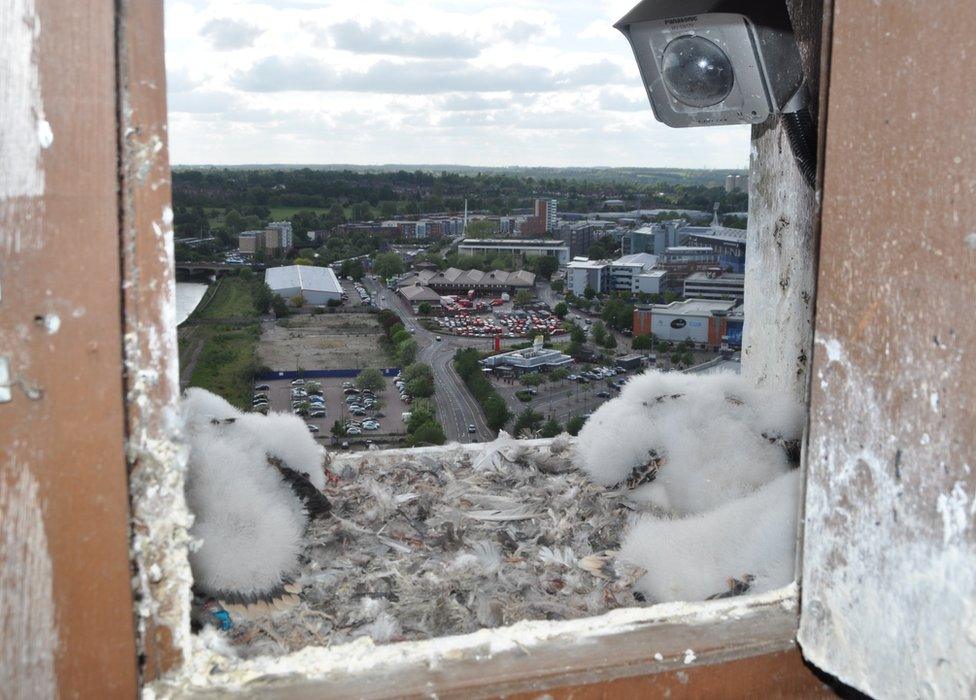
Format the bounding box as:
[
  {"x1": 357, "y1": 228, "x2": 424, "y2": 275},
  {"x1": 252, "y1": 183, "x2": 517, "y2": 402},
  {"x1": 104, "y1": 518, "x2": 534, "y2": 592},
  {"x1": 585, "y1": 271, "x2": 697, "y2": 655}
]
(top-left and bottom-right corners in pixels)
[
  {"x1": 265, "y1": 265, "x2": 342, "y2": 294},
  {"x1": 613, "y1": 253, "x2": 659, "y2": 268},
  {"x1": 459, "y1": 239, "x2": 567, "y2": 247},
  {"x1": 685, "y1": 272, "x2": 746, "y2": 283},
  {"x1": 642, "y1": 298, "x2": 738, "y2": 316}
]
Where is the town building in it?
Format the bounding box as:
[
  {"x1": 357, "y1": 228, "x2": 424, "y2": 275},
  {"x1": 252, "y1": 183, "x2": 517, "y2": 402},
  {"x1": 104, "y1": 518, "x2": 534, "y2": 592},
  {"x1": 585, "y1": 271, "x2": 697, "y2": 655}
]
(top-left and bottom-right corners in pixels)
[
  {"x1": 534, "y1": 198, "x2": 558, "y2": 233},
  {"x1": 265, "y1": 265, "x2": 343, "y2": 305},
  {"x1": 683, "y1": 271, "x2": 746, "y2": 301},
  {"x1": 565, "y1": 253, "x2": 658, "y2": 296},
  {"x1": 266, "y1": 220, "x2": 293, "y2": 250},
  {"x1": 725, "y1": 174, "x2": 747, "y2": 192},
  {"x1": 566, "y1": 257, "x2": 609, "y2": 296},
  {"x1": 397, "y1": 283, "x2": 444, "y2": 312},
  {"x1": 636, "y1": 269, "x2": 668, "y2": 295},
  {"x1": 608, "y1": 253, "x2": 659, "y2": 294},
  {"x1": 480, "y1": 337, "x2": 572, "y2": 375},
  {"x1": 238, "y1": 230, "x2": 264, "y2": 255},
  {"x1": 457, "y1": 238, "x2": 570, "y2": 266},
  {"x1": 632, "y1": 299, "x2": 738, "y2": 348},
  {"x1": 398, "y1": 267, "x2": 535, "y2": 296}
]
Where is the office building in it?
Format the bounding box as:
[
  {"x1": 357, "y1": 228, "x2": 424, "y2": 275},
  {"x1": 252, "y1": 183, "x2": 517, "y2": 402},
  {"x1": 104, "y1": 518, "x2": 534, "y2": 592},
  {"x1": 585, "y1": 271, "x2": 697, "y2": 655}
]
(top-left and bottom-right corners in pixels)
[
  {"x1": 266, "y1": 220, "x2": 293, "y2": 250},
  {"x1": 458, "y1": 238, "x2": 570, "y2": 266},
  {"x1": 683, "y1": 271, "x2": 746, "y2": 301},
  {"x1": 534, "y1": 198, "x2": 558, "y2": 233}
]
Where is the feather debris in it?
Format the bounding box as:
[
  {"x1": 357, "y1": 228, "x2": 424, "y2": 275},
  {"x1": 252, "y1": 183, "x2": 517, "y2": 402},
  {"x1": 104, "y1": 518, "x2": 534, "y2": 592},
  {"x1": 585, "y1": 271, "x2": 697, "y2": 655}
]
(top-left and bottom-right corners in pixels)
[{"x1": 222, "y1": 436, "x2": 640, "y2": 657}]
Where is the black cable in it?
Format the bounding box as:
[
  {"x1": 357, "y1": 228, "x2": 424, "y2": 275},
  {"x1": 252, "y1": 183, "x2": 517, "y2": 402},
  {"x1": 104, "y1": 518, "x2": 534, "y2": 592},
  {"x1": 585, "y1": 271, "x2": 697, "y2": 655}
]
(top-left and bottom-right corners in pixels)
[{"x1": 782, "y1": 107, "x2": 817, "y2": 189}]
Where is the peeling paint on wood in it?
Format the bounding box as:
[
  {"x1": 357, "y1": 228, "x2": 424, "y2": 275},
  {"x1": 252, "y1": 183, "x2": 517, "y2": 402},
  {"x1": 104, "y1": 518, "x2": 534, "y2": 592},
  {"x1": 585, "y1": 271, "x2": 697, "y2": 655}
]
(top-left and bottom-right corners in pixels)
[
  {"x1": 0, "y1": 0, "x2": 46, "y2": 200},
  {"x1": 0, "y1": 464, "x2": 57, "y2": 698},
  {"x1": 800, "y1": 1, "x2": 976, "y2": 696},
  {"x1": 1, "y1": 0, "x2": 139, "y2": 694},
  {"x1": 115, "y1": 0, "x2": 194, "y2": 681}
]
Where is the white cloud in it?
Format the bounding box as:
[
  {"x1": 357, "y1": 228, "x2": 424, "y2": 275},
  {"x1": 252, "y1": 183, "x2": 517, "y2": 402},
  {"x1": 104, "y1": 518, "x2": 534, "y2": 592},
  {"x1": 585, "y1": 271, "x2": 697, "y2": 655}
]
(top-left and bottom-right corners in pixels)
[
  {"x1": 199, "y1": 18, "x2": 264, "y2": 51},
  {"x1": 163, "y1": 0, "x2": 750, "y2": 168}
]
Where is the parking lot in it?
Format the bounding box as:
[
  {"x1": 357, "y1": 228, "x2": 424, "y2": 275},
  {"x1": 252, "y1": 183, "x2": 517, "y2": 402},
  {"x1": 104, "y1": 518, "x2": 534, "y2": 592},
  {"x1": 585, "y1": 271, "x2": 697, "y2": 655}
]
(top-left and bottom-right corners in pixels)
[
  {"x1": 491, "y1": 365, "x2": 638, "y2": 427},
  {"x1": 252, "y1": 375, "x2": 410, "y2": 446}
]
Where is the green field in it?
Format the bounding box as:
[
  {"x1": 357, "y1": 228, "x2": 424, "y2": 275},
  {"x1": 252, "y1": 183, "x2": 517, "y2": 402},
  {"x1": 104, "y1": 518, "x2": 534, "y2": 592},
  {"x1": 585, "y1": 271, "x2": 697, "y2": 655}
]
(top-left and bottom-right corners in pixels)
[
  {"x1": 195, "y1": 277, "x2": 259, "y2": 319},
  {"x1": 188, "y1": 325, "x2": 260, "y2": 410},
  {"x1": 179, "y1": 275, "x2": 263, "y2": 410}
]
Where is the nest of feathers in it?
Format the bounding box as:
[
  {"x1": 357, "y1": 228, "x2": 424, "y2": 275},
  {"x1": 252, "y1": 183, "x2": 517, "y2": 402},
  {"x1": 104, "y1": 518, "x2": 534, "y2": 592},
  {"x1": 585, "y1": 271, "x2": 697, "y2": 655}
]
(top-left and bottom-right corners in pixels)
[
  {"x1": 183, "y1": 369, "x2": 804, "y2": 658},
  {"x1": 221, "y1": 435, "x2": 647, "y2": 658}
]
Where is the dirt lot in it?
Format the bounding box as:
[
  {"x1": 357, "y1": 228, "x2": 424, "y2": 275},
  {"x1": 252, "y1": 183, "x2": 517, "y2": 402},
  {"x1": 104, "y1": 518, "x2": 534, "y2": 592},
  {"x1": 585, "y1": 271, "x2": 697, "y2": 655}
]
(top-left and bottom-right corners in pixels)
[{"x1": 258, "y1": 313, "x2": 388, "y2": 371}]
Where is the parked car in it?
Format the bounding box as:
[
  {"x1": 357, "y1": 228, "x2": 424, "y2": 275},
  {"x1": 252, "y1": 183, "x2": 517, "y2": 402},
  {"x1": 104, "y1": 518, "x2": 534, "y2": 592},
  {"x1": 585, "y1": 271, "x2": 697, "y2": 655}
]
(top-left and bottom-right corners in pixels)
[
  {"x1": 362, "y1": 422, "x2": 380, "y2": 431},
  {"x1": 306, "y1": 424, "x2": 320, "y2": 433},
  {"x1": 309, "y1": 410, "x2": 326, "y2": 418},
  {"x1": 254, "y1": 384, "x2": 270, "y2": 391},
  {"x1": 596, "y1": 390, "x2": 611, "y2": 398},
  {"x1": 290, "y1": 379, "x2": 305, "y2": 386},
  {"x1": 435, "y1": 336, "x2": 442, "y2": 341},
  {"x1": 346, "y1": 427, "x2": 362, "y2": 435},
  {"x1": 468, "y1": 424, "x2": 476, "y2": 433},
  {"x1": 350, "y1": 408, "x2": 367, "y2": 416},
  {"x1": 341, "y1": 441, "x2": 349, "y2": 449}
]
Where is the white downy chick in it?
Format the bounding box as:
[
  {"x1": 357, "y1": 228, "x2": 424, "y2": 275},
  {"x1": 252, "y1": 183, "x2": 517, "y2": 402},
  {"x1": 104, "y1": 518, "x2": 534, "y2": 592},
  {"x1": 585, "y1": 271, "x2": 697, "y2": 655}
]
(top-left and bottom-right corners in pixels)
[
  {"x1": 576, "y1": 370, "x2": 801, "y2": 515},
  {"x1": 181, "y1": 388, "x2": 330, "y2": 602},
  {"x1": 619, "y1": 470, "x2": 800, "y2": 603}
]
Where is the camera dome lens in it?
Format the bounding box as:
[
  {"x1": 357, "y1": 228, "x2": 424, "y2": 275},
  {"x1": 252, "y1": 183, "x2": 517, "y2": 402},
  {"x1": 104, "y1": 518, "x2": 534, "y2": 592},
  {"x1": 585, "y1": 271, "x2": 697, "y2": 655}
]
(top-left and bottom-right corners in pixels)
[{"x1": 661, "y1": 35, "x2": 734, "y2": 108}]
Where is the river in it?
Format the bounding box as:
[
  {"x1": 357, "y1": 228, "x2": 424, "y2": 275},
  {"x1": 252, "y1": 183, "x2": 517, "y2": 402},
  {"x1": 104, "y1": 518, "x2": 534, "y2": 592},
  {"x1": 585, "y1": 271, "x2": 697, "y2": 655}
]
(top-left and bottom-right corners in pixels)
[{"x1": 175, "y1": 281, "x2": 209, "y2": 325}]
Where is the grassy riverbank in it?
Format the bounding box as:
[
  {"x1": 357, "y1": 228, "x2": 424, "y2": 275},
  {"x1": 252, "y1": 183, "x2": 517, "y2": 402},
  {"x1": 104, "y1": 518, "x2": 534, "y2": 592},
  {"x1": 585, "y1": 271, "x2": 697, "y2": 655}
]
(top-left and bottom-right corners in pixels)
[{"x1": 178, "y1": 273, "x2": 268, "y2": 409}]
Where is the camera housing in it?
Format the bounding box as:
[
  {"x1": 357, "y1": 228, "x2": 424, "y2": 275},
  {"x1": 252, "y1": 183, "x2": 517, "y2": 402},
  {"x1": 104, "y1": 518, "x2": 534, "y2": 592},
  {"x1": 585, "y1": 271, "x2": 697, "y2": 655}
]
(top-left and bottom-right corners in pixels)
[{"x1": 615, "y1": 0, "x2": 805, "y2": 128}]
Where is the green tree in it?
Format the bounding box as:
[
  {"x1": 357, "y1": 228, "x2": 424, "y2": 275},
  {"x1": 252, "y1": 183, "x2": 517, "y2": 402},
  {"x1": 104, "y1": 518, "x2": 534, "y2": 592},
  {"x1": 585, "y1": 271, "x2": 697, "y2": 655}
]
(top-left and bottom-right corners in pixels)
[
  {"x1": 632, "y1": 334, "x2": 654, "y2": 351},
  {"x1": 405, "y1": 376, "x2": 435, "y2": 398},
  {"x1": 656, "y1": 340, "x2": 671, "y2": 354},
  {"x1": 566, "y1": 416, "x2": 586, "y2": 436},
  {"x1": 553, "y1": 302, "x2": 568, "y2": 319},
  {"x1": 682, "y1": 351, "x2": 695, "y2": 366},
  {"x1": 550, "y1": 279, "x2": 565, "y2": 293},
  {"x1": 514, "y1": 289, "x2": 533, "y2": 306},
  {"x1": 356, "y1": 368, "x2": 386, "y2": 393},
  {"x1": 407, "y1": 420, "x2": 446, "y2": 447},
  {"x1": 539, "y1": 419, "x2": 562, "y2": 438},
  {"x1": 570, "y1": 324, "x2": 586, "y2": 344},
  {"x1": 340, "y1": 259, "x2": 365, "y2": 280},
  {"x1": 604, "y1": 333, "x2": 617, "y2": 349},
  {"x1": 417, "y1": 301, "x2": 432, "y2": 315},
  {"x1": 330, "y1": 419, "x2": 347, "y2": 445},
  {"x1": 224, "y1": 209, "x2": 246, "y2": 236},
  {"x1": 397, "y1": 339, "x2": 418, "y2": 365},
  {"x1": 373, "y1": 251, "x2": 404, "y2": 280},
  {"x1": 513, "y1": 408, "x2": 543, "y2": 437},
  {"x1": 252, "y1": 282, "x2": 273, "y2": 314},
  {"x1": 591, "y1": 321, "x2": 607, "y2": 346},
  {"x1": 465, "y1": 219, "x2": 495, "y2": 238},
  {"x1": 483, "y1": 395, "x2": 511, "y2": 432},
  {"x1": 534, "y1": 255, "x2": 558, "y2": 279},
  {"x1": 583, "y1": 287, "x2": 597, "y2": 300},
  {"x1": 271, "y1": 294, "x2": 289, "y2": 317},
  {"x1": 289, "y1": 294, "x2": 305, "y2": 308}
]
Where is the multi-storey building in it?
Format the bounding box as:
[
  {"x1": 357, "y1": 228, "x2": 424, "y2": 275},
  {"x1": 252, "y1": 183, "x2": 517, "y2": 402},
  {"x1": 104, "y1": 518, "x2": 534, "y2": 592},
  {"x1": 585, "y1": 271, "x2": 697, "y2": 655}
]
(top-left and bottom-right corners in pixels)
[
  {"x1": 534, "y1": 198, "x2": 558, "y2": 233},
  {"x1": 238, "y1": 230, "x2": 264, "y2": 255},
  {"x1": 683, "y1": 271, "x2": 746, "y2": 301},
  {"x1": 266, "y1": 220, "x2": 293, "y2": 250}
]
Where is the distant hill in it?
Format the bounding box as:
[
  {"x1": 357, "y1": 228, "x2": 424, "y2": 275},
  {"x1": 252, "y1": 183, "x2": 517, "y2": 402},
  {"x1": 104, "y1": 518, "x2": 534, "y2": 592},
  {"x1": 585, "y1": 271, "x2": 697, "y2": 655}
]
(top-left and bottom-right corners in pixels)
[{"x1": 170, "y1": 164, "x2": 748, "y2": 188}]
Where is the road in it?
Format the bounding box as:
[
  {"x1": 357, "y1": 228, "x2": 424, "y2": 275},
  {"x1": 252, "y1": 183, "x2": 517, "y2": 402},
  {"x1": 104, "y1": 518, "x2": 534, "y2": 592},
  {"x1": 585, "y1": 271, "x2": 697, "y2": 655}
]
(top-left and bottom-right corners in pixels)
[{"x1": 364, "y1": 278, "x2": 496, "y2": 443}]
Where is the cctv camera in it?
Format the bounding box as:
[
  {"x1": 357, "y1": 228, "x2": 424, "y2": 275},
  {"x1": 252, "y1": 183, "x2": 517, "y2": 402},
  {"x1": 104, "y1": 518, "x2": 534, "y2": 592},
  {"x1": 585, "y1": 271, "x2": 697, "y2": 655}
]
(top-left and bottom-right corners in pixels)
[
  {"x1": 615, "y1": 0, "x2": 816, "y2": 185},
  {"x1": 615, "y1": 0, "x2": 805, "y2": 127}
]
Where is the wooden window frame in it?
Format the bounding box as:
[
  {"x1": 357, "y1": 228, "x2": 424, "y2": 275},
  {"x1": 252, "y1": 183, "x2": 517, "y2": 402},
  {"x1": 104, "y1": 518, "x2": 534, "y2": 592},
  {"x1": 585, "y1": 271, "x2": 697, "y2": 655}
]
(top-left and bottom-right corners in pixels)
[{"x1": 20, "y1": 0, "x2": 976, "y2": 697}]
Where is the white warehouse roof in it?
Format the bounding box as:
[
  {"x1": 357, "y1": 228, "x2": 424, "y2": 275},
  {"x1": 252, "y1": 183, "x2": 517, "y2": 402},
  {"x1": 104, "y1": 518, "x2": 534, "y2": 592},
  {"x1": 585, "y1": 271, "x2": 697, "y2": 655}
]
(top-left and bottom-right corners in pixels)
[{"x1": 265, "y1": 265, "x2": 342, "y2": 295}]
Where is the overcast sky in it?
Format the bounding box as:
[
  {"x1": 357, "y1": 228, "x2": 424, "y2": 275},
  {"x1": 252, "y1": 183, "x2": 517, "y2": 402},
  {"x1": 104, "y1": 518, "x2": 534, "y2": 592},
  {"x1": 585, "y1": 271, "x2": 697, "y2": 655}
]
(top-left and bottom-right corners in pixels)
[{"x1": 164, "y1": 0, "x2": 751, "y2": 168}]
